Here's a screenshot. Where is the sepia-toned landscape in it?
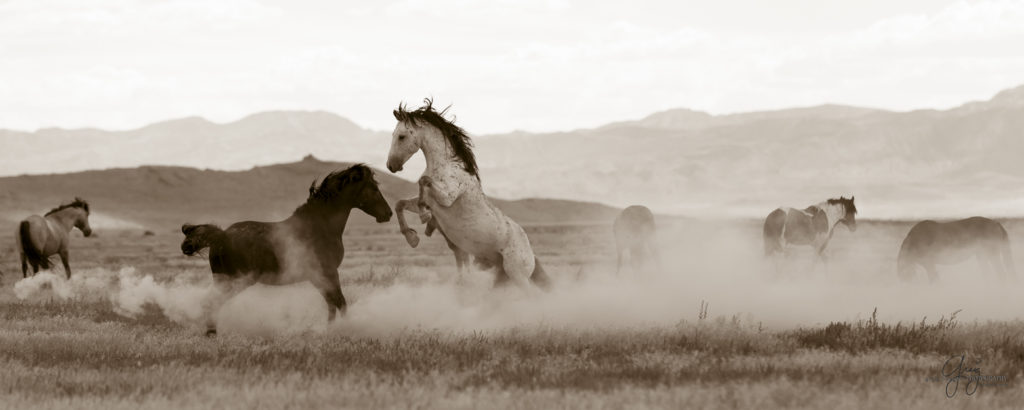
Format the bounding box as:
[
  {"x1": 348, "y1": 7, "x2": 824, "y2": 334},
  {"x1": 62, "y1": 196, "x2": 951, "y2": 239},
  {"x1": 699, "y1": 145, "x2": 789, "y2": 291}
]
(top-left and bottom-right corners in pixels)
[
  {"x1": 4, "y1": 1, "x2": 1024, "y2": 408},
  {"x1": 2, "y1": 185, "x2": 1024, "y2": 407}
]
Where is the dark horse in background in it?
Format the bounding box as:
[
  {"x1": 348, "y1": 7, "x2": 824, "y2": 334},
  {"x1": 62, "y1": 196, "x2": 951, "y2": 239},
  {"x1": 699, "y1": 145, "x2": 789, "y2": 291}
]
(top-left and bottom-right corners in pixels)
[
  {"x1": 763, "y1": 196, "x2": 857, "y2": 272},
  {"x1": 897, "y1": 217, "x2": 1016, "y2": 283},
  {"x1": 180, "y1": 164, "x2": 392, "y2": 336},
  {"x1": 15, "y1": 198, "x2": 93, "y2": 279},
  {"x1": 613, "y1": 205, "x2": 660, "y2": 274}
]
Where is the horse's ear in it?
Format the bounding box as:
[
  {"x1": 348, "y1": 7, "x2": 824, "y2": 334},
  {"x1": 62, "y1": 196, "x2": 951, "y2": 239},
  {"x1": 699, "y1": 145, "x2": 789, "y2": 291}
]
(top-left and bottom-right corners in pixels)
[
  {"x1": 182, "y1": 224, "x2": 195, "y2": 234},
  {"x1": 850, "y1": 196, "x2": 855, "y2": 201}
]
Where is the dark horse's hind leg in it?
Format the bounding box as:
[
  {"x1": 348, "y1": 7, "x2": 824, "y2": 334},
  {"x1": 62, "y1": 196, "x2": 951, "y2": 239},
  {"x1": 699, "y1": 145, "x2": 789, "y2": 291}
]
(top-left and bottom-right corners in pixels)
[
  {"x1": 20, "y1": 253, "x2": 28, "y2": 278},
  {"x1": 320, "y1": 286, "x2": 347, "y2": 322}
]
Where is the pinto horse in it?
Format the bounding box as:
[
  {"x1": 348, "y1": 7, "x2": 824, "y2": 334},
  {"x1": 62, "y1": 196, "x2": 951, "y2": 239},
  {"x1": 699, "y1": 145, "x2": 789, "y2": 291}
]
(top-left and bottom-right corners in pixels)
[
  {"x1": 15, "y1": 197, "x2": 93, "y2": 279},
  {"x1": 180, "y1": 164, "x2": 392, "y2": 336},
  {"x1": 387, "y1": 99, "x2": 550, "y2": 291},
  {"x1": 897, "y1": 217, "x2": 1016, "y2": 283},
  {"x1": 763, "y1": 196, "x2": 857, "y2": 270}
]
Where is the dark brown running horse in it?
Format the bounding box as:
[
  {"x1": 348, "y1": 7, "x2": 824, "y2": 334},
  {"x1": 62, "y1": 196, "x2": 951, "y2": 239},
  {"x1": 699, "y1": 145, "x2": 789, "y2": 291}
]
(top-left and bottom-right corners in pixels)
[
  {"x1": 180, "y1": 164, "x2": 392, "y2": 336},
  {"x1": 613, "y1": 205, "x2": 660, "y2": 274},
  {"x1": 395, "y1": 183, "x2": 471, "y2": 275},
  {"x1": 15, "y1": 198, "x2": 93, "y2": 279},
  {"x1": 897, "y1": 217, "x2": 1016, "y2": 283},
  {"x1": 763, "y1": 196, "x2": 857, "y2": 269}
]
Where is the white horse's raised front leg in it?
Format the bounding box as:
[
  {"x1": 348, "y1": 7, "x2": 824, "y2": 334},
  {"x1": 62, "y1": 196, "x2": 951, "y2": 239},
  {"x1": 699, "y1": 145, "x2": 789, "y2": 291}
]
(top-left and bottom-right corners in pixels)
[
  {"x1": 394, "y1": 197, "x2": 424, "y2": 248},
  {"x1": 419, "y1": 175, "x2": 461, "y2": 208}
]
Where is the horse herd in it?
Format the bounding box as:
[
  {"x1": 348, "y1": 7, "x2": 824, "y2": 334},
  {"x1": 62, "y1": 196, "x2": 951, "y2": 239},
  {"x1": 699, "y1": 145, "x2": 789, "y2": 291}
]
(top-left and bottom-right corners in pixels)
[{"x1": 9, "y1": 99, "x2": 1018, "y2": 335}]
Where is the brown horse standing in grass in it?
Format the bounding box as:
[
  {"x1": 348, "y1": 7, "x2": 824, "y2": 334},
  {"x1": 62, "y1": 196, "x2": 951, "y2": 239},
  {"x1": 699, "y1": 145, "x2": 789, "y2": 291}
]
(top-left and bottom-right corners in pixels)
[
  {"x1": 613, "y1": 205, "x2": 660, "y2": 274},
  {"x1": 15, "y1": 198, "x2": 92, "y2": 279},
  {"x1": 180, "y1": 164, "x2": 393, "y2": 336},
  {"x1": 395, "y1": 183, "x2": 471, "y2": 275},
  {"x1": 897, "y1": 217, "x2": 1016, "y2": 283}
]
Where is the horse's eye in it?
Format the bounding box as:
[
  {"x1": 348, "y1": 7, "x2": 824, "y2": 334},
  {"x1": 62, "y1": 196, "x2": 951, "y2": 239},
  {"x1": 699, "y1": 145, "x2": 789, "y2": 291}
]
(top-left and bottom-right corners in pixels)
[{"x1": 398, "y1": 135, "x2": 406, "y2": 141}]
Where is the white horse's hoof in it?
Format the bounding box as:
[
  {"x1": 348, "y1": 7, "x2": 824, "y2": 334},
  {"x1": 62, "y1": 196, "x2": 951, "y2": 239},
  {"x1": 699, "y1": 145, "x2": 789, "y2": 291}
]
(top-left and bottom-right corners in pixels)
[{"x1": 402, "y1": 229, "x2": 420, "y2": 248}]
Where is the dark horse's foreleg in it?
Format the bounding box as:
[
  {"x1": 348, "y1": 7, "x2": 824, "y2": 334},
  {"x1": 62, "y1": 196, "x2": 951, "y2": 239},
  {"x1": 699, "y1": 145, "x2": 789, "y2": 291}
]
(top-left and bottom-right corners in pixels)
[
  {"x1": 58, "y1": 248, "x2": 71, "y2": 280},
  {"x1": 312, "y1": 270, "x2": 346, "y2": 323},
  {"x1": 204, "y1": 274, "x2": 253, "y2": 336}
]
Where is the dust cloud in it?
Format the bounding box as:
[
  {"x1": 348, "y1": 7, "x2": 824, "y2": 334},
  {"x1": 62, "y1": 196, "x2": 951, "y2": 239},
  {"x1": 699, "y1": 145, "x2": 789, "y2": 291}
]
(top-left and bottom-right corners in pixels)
[
  {"x1": 13, "y1": 267, "x2": 209, "y2": 326},
  {"x1": 335, "y1": 219, "x2": 1024, "y2": 337},
  {"x1": 11, "y1": 218, "x2": 1024, "y2": 337}
]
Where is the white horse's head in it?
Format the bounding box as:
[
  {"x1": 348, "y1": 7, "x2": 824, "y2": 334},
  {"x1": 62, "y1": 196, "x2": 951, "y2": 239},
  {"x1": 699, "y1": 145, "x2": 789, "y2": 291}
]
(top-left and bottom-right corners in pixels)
[
  {"x1": 387, "y1": 117, "x2": 421, "y2": 173},
  {"x1": 387, "y1": 99, "x2": 479, "y2": 177}
]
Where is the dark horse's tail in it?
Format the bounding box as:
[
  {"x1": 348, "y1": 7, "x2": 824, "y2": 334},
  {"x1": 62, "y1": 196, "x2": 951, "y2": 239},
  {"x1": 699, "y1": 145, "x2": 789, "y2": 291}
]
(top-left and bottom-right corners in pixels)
[
  {"x1": 763, "y1": 209, "x2": 786, "y2": 256},
  {"x1": 19, "y1": 221, "x2": 51, "y2": 270}
]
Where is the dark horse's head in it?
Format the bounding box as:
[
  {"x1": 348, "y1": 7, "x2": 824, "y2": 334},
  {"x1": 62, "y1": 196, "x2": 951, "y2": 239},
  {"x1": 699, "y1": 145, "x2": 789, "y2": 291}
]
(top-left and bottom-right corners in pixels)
[
  {"x1": 828, "y1": 196, "x2": 857, "y2": 232},
  {"x1": 307, "y1": 164, "x2": 393, "y2": 223},
  {"x1": 180, "y1": 223, "x2": 224, "y2": 256}
]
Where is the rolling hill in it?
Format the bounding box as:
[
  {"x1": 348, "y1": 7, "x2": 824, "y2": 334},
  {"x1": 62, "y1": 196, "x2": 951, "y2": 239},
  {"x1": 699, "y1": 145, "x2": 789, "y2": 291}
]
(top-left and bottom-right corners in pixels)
[
  {"x1": 2, "y1": 84, "x2": 1024, "y2": 219},
  {"x1": 0, "y1": 156, "x2": 621, "y2": 230}
]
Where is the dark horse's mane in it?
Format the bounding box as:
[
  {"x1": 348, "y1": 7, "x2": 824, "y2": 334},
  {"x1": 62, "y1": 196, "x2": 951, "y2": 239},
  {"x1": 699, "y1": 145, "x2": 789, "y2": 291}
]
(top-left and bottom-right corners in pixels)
[
  {"x1": 298, "y1": 164, "x2": 374, "y2": 215},
  {"x1": 46, "y1": 197, "x2": 90, "y2": 216},
  {"x1": 826, "y1": 196, "x2": 857, "y2": 216},
  {"x1": 393, "y1": 98, "x2": 478, "y2": 177}
]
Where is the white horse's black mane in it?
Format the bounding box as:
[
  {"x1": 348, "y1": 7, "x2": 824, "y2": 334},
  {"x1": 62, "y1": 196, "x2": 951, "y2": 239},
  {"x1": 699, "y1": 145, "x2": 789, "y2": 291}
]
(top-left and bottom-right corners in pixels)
[{"x1": 393, "y1": 98, "x2": 478, "y2": 177}]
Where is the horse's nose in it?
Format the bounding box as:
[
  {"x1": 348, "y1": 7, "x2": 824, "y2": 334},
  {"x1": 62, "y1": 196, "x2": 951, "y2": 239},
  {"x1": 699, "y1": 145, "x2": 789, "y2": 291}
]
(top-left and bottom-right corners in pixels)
[{"x1": 386, "y1": 159, "x2": 402, "y2": 173}]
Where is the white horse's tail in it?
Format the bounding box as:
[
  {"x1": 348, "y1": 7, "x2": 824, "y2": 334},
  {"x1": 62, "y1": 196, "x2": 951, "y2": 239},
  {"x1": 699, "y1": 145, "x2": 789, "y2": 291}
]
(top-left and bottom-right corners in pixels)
[{"x1": 530, "y1": 257, "x2": 552, "y2": 290}]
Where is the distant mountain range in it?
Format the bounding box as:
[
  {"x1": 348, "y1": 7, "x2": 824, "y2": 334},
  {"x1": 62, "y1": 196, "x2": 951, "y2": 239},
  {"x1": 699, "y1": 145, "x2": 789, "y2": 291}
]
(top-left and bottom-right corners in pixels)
[
  {"x1": 0, "y1": 157, "x2": 620, "y2": 230},
  {"x1": 2, "y1": 84, "x2": 1024, "y2": 218}
]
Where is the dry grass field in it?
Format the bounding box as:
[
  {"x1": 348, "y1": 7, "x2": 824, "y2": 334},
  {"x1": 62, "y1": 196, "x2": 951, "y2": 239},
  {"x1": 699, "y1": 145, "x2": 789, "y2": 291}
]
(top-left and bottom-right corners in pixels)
[{"x1": 1, "y1": 219, "x2": 1023, "y2": 409}]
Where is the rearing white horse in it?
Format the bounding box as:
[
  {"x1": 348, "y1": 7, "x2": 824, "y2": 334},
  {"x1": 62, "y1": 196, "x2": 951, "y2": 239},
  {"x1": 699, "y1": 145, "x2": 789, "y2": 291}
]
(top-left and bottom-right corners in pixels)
[{"x1": 386, "y1": 99, "x2": 550, "y2": 290}]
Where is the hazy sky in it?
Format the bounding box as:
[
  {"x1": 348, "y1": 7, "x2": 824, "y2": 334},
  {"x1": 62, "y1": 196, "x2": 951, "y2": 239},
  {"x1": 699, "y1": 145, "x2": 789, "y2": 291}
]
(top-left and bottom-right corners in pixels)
[{"x1": 2, "y1": 0, "x2": 1023, "y2": 134}]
